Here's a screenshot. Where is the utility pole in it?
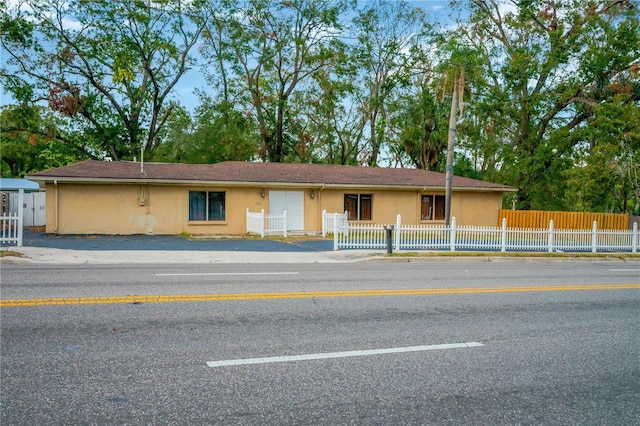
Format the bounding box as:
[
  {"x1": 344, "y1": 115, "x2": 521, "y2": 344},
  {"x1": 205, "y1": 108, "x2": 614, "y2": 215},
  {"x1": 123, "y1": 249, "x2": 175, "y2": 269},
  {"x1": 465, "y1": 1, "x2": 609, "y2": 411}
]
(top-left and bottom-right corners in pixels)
[{"x1": 444, "y1": 74, "x2": 460, "y2": 227}]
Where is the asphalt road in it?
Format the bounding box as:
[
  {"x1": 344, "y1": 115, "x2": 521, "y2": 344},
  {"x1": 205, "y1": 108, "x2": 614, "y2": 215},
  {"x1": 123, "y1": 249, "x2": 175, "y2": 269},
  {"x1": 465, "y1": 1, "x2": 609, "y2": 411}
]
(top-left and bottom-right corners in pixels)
[{"x1": 1, "y1": 262, "x2": 639, "y2": 425}]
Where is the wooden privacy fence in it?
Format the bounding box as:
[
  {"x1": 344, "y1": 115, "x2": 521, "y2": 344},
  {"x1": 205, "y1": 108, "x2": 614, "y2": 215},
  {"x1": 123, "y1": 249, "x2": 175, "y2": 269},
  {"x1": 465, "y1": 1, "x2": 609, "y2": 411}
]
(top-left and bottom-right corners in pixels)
[
  {"x1": 334, "y1": 215, "x2": 639, "y2": 253},
  {"x1": 499, "y1": 209, "x2": 629, "y2": 230}
]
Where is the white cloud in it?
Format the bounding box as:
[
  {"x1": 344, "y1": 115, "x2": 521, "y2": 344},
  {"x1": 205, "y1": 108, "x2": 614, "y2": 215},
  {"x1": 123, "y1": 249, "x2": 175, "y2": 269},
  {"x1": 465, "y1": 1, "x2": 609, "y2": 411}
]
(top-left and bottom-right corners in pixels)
[{"x1": 5, "y1": 0, "x2": 84, "y2": 31}]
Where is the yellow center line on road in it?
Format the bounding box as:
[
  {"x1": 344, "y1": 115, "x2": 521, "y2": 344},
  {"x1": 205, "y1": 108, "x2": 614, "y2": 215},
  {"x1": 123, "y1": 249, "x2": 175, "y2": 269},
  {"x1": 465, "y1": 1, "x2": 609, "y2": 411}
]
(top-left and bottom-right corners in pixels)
[{"x1": 1, "y1": 284, "x2": 639, "y2": 307}]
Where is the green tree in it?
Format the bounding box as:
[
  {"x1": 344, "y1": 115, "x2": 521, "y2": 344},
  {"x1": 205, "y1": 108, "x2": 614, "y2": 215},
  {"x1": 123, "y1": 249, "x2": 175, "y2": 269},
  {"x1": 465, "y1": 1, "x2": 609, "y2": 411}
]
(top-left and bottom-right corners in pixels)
[
  {"x1": 388, "y1": 72, "x2": 448, "y2": 170},
  {"x1": 352, "y1": 0, "x2": 432, "y2": 166},
  {"x1": 200, "y1": 0, "x2": 354, "y2": 163},
  {"x1": 152, "y1": 99, "x2": 258, "y2": 164},
  {"x1": 286, "y1": 43, "x2": 365, "y2": 165},
  {"x1": 0, "y1": 105, "x2": 88, "y2": 177},
  {"x1": 1, "y1": 0, "x2": 204, "y2": 161},
  {"x1": 566, "y1": 96, "x2": 640, "y2": 213},
  {"x1": 456, "y1": 0, "x2": 640, "y2": 210}
]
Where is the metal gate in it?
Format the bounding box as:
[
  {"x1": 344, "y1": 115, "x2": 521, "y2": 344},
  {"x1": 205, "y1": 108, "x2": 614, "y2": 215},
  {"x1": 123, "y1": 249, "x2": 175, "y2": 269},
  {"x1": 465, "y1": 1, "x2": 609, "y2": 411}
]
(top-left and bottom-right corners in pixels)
[{"x1": 6, "y1": 192, "x2": 45, "y2": 226}]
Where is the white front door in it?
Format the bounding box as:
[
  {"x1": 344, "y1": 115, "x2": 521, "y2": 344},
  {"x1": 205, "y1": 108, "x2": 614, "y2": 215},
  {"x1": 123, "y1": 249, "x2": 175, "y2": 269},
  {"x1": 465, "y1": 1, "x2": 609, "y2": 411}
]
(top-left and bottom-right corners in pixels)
[{"x1": 269, "y1": 191, "x2": 304, "y2": 231}]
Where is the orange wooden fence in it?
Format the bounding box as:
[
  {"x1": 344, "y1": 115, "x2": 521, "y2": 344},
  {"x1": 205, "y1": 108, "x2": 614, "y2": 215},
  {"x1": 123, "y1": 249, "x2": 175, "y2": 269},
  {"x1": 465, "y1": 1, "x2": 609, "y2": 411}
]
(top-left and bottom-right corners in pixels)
[{"x1": 499, "y1": 210, "x2": 629, "y2": 230}]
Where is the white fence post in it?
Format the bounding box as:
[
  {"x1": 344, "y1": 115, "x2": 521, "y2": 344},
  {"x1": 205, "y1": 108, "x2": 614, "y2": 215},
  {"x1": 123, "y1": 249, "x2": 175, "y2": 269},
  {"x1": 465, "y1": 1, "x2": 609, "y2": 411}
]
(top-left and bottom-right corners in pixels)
[
  {"x1": 283, "y1": 210, "x2": 288, "y2": 238},
  {"x1": 260, "y1": 209, "x2": 265, "y2": 238},
  {"x1": 450, "y1": 216, "x2": 456, "y2": 251},
  {"x1": 17, "y1": 188, "x2": 24, "y2": 247},
  {"x1": 633, "y1": 222, "x2": 638, "y2": 253},
  {"x1": 395, "y1": 214, "x2": 401, "y2": 251},
  {"x1": 501, "y1": 218, "x2": 507, "y2": 252},
  {"x1": 591, "y1": 221, "x2": 598, "y2": 253},
  {"x1": 322, "y1": 209, "x2": 327, "y2": 237},
  {"x1": 547, "y1": 219, "x2": 554, "y2": 253},
  {"x1": 333, "y1": 213, "x2": 339, "y2": 251}
]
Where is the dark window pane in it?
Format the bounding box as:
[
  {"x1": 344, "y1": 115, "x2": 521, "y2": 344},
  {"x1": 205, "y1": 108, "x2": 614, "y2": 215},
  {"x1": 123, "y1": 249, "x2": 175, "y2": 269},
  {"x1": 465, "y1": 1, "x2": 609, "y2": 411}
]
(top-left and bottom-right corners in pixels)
[
  {"x1": 434, "y1": 195, "x2": 445, "y2": 220},
  {"x1": 360, "y1": 194, "x2": 372, "y2": 220},
  {"x1": 208, "y1": 192, "x2": 225, "y2": 221},
  {"x1": 344, "y1": 194, "x2": 358, "y2": 220},
  {"x1": 421, "y1": 195, "x2": 432, "y2": 220},
  {"x1": 189, "y1": 191, "x2": 206, "y2": 221}
]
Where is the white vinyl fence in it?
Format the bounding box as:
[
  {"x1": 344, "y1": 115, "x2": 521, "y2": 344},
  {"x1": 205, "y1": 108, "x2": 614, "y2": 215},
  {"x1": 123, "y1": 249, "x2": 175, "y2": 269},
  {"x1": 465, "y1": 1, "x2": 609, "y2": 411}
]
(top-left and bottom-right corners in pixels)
[
  {"x1": 322, "y1": 210, "x2": 348, "y2": 237},
  {"x1": 334, "y1": 222, "x2": 389, "y2": 250},
  {"x1": 1, "y1": 189, "x2": 24, "y2": 246},
  {"x1": 1, "y1": 214, "x2": 22, "y2": 247},
  {"x1": 246, "y1": 209, "x2": 288, "y2": 237},
  {"x1": 247, "y1": 209, "x2": 348, "y2": 238},
  {"x1": 335, "y1": 215, "x2": 640, "y2": 253}
]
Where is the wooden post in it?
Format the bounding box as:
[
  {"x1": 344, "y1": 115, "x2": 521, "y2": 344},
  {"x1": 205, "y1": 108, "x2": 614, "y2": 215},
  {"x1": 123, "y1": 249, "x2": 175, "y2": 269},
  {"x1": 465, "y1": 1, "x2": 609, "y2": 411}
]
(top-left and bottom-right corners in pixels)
[{"x1": 444, "y1": 75, "x2": 460, "y2": 227}]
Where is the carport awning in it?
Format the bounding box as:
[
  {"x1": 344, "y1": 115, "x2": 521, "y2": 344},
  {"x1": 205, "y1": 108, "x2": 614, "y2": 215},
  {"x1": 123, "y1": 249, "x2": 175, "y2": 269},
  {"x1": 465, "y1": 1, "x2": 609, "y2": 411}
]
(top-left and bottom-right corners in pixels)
[{"x1": 0, "y1": 178, "x2": 40, "y2": 191}]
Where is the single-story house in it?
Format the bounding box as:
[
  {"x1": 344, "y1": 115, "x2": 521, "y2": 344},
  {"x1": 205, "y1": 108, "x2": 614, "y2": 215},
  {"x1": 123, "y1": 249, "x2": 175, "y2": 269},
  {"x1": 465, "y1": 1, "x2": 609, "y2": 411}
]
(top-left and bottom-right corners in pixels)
[{"x1": 28, "y1": 160, "x2": 517, "y2": 235}]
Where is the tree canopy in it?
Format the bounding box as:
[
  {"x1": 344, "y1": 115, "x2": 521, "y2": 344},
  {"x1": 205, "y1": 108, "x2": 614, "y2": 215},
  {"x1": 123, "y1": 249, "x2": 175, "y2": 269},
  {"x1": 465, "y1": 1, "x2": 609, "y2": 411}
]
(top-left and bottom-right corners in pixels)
[{"x1": 1, "y1": 0, "x2": 203, "y2": 161}]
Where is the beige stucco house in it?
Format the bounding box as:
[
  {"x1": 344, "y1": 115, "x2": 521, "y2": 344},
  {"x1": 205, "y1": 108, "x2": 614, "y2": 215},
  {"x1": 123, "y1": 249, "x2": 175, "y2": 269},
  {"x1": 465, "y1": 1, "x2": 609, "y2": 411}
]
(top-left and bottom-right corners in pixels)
[{"x1": 28, "y1": 160, "x2": 517, "y2": 235}]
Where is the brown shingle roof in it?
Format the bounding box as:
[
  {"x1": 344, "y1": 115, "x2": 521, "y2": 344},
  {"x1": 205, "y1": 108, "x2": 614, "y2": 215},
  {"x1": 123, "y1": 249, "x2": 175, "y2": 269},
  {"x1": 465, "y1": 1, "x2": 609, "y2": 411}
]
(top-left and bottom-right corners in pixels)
[{"x1": 29, "y1": 160, "x2": 517, "y2": 191}]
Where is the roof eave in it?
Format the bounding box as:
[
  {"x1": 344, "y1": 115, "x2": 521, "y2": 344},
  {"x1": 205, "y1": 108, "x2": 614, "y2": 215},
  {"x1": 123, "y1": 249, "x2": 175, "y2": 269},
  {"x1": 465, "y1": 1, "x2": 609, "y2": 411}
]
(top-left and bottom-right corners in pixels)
[
  {"x1": 452, "y1": 186, "x2": 519, "y2": 193},
  {"x1": 321, "y1": 183, "x2": 516, "y2": 192},
  {"x1": 30, "y1": 176, "x2": 264, "y2": 186},
  {"x1": 31, "y1": 176, "x2": 517, "y2": 192}
]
